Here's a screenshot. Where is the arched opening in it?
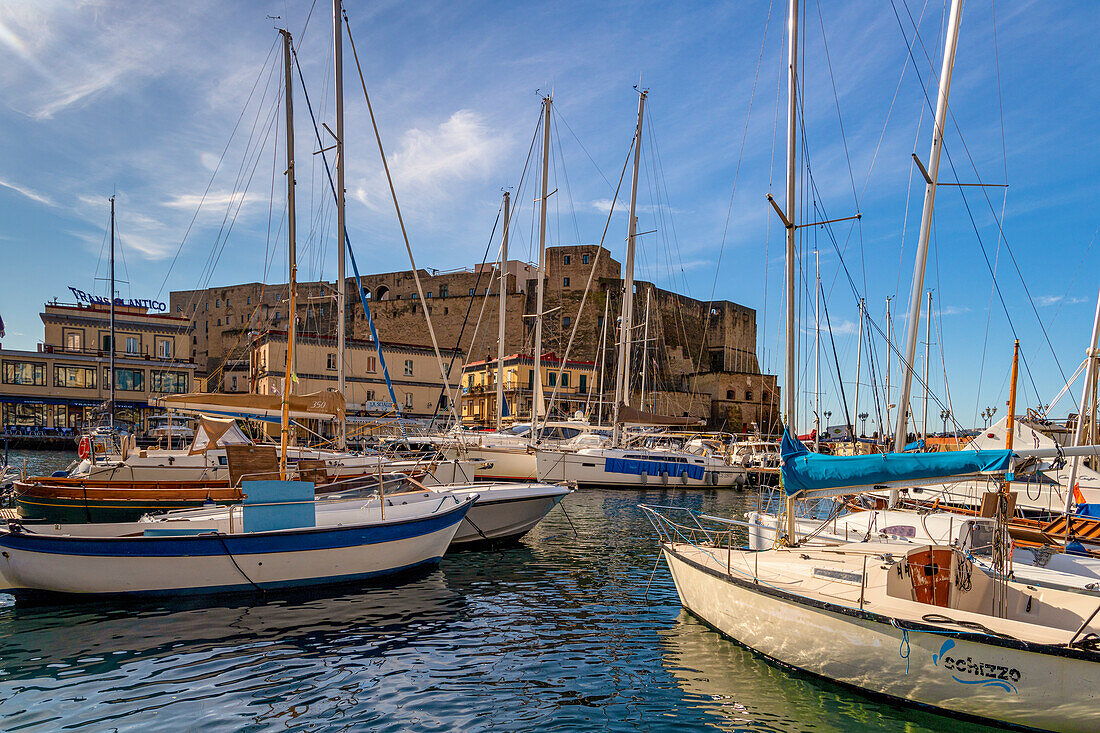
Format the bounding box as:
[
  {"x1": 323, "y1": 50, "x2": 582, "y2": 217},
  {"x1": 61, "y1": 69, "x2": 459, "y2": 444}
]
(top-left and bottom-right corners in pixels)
[{"x1": 375, "y1": 285, "x2": 391, "y2": 301}]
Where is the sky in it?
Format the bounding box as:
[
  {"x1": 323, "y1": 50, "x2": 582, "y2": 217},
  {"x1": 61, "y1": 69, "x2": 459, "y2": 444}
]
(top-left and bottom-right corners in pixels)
[{"x1": 1, "y1": 0, "x2": 1099, "y2": 434}]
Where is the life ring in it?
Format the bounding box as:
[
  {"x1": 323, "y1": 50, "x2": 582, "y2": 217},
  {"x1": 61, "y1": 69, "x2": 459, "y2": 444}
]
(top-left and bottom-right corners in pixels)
[{"x1": 78, "y1": 435, "x2": 91, "y2": 460}]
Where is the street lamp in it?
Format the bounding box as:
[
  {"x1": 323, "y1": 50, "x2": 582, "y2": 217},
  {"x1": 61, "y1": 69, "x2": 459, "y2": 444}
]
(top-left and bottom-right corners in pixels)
[
  {"x1": 858, "y1": 412, "x2": 868, "y2": 437},
  {"x1": 940, "y1": 409, "x2": 951, "y2": 436}
]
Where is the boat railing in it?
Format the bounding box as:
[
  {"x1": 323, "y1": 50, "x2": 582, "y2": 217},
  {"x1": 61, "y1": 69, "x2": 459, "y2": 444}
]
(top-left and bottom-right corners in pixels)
[{"x1": 639, "y1": 503, "x2": 752, "y2": 549}]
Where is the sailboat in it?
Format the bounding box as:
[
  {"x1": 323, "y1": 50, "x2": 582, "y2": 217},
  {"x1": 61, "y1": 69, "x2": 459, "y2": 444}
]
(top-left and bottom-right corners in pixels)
[
  {"x1": 643, "y1": 1, "x2": 1100, "y2": 729},
  {"x1": 533, "y1": 90, "x2": 745, "y2": 489},
  {"x1": 0, "y1": 28, "x2": 475, "y2": 601}
]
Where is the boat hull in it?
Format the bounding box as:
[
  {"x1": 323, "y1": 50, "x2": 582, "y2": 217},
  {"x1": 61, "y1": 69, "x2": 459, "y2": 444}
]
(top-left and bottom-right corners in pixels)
[
  {"x1": 0, "y1": 500, "x2": 471, "y2": 600},
  {"x1": 447, "y1": 485, "x2": 571, "y2": 544},
  {"x1": 662, "y1": 543, "x2": 1100, "y2": 732},
  {"x1": 537, "y1": 449, "x2": 745, "y2": 489}
]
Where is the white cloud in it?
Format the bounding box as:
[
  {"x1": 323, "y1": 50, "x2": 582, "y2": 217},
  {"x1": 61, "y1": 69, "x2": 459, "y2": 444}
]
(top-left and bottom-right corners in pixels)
[
  {"x1": 939, "y1": 305, "x2": 971, "y2": 316},
  {"x1": 1037, "y1": 295, "x2": 1089, "y2": 307},
  {"x1": 0, "y1": 176, "x2": 56, "y2": 207},
  {"x1": 163, "y1": 190, "x2": 264, "y2": 211},
  {"x1": 352, "y1": 109, "x2": 505, "y2": 211}
]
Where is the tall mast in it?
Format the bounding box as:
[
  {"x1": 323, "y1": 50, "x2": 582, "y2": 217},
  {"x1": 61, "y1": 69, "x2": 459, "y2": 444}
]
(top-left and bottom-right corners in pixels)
[
  {"x1": 1064, "y1": 285, "x2": 1100, "y2": 517},
  {"x1": 922, "y1": 291, "x2": 932, "y2": 438},
  {"x1": 496, "y1": 190, "x2": 510, "y2": 431},
  {"x1": 333, "y1": 0, "x2": 347, "y2": 449},
  {"x1": 853, "y1": 298, "x2": 863, "y2": 437},
  {"x1": 612, "y1": 89, "x2": 646, "y2": 448},
  {"x1": 109, "y1": 195, "x2": 116, "y2": 429},
  {"x1": 279, "y1": 28, "x2": 298, "y2": 479},
  {"x1": 597, "y1": 294, "x2": 610, "y2": 426},
  {"x1": 885, "y1": 296, "x2": 892, "y2": 439},
  {"x1": 640, "y1": 287, "x2": 652, "y2": 413},
  {"x1": 814, "y1": 249, "x2": 820, "y2": 451},
  {"x1": 532, "y1": 95, "x2": 551, "y2": 439},
  {"x1": 893, "y1": 0, "x2": 963, "y2": 452},
  {"x1": 782, "y1": 0, "x2": 799, "y2": 434}
]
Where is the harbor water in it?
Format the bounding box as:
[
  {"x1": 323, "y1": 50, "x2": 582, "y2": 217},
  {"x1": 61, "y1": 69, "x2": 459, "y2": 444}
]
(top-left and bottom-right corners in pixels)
[{"x1": 0, "y1": 450, "x2": 998, "y2": 731}]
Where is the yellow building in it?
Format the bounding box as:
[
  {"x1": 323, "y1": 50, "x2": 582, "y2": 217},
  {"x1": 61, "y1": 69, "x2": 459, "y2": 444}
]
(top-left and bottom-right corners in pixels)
[
  {"x1": 0, "y1": 302, "x2": 196, "y2": 431},
  {"x1": 227, "y1": 330, "x2": 463, "y2": 426},
  {"x1": 460, "y1": 352, "x2": 597, "y2": 427}
]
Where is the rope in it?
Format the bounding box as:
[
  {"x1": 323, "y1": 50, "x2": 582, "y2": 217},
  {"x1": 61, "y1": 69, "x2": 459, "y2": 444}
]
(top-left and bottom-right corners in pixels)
[{"x1": 213, "y1": 531, "x2": 263, "y2": 593}]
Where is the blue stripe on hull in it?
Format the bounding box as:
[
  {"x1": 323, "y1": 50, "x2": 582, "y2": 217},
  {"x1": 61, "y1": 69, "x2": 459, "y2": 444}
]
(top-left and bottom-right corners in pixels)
[
  {"x1": 4, "y1": 556, "x2": 444, "y2": 602},
  {"x1": 0, "y1": 501, "x2": 469, "y2": 557}
]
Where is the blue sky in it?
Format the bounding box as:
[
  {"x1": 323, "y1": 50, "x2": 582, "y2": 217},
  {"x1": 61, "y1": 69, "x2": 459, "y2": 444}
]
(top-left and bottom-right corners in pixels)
[{"x1": 0, "y1": 0, "x2": 1098, "y2": 433}]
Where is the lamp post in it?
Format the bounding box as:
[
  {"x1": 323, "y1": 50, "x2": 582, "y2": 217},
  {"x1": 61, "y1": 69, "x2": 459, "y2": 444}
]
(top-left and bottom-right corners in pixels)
[
  {"x1": 859, "y1": 412, "x2": 868, "y2": 437},
  {"x1": 940, "y1": 408, "x2": 951, "y2": 436}
]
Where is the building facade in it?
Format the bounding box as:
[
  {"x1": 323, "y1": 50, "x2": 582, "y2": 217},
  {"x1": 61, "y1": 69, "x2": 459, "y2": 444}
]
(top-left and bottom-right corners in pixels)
[
  {"x1": 170, "y1": 243, "x2": 779, "y2": 432},
  {"x1": 459, "y1": 352, "x2": 598, "y2": 427},
  {"x1": 0, "y1": 302, "x2": 196, "y2": 432},
  {"x1": 235, "y1": 330, "x2": 462, "y2": 427}
]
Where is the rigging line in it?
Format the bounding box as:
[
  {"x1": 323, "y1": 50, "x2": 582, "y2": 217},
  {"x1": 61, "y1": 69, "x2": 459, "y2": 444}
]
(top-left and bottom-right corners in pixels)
[
  {"x1": 344, "y1": 10, "x2": 462, "y2": 424},
  {"x1": 544, "y1": 134, "x2": 635, "y2": 420},
  {"x1": 550, "y1": 112, "x2": 583, "y2": 250},
  {"x1": 92, "y1": 205, "x2": 111, "y2": 294},
  {"x1": 891, "y1": 0, "x2": 1059, "y2": 403},
  {"x1": 429, "y1": 205, "x2": 501, "y2": 429},
  {"x1": 820, "y1": 269, "x2": 853, "y2": 435},
  {"x1": 553, "y1": 107, "x2": 614, "y2": 191},
  {"x1": 156, "y1": 36, "x2": 280, "y2": 302},
  {"x1": 695, "y1": 0, "x2": 775, "y2": 386}
]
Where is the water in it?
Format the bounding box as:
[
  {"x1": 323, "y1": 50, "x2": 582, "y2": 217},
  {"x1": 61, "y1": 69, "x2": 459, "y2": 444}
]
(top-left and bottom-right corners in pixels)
[{"x1": 0, "y1": 451, "x2": 1000, "y2": 731}]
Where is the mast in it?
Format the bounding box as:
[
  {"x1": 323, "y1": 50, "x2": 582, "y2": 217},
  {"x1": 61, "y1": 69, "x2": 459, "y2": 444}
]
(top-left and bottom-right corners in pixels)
[
  {"x1": 884, "y1": 294, "x2": 893, "y2": 435},
  {"x1": 496, "y1": 190, "x2": 510, "y2": 431},
  {"x1": 333, "y1": 0, "x2": 347, "y2": 449},
  {"x1": 108, "y1": 195, "x2": 116, "y2": 429},
  {"x1": 853, "y1": 298, "x2": 863, "y2": 437},
  {"x1": 1064, "y1": 285, "x2": 1100, "y2": 517},
  {"x1": 278, "y1": 28, "x2": 298, "y2": 480},
  {"x1": 814, "y1": 249, "x2": 820, "y2": 451},
  {"x1": 640, "y1": 287, "x2": 652, "y2": 413},
  {"x1": 922, "y1": 291, "x2": 932, "y2": 438},
  {"x1": 597, "y1": 294, "x2": 610, "y2": 426},
  {"x1": 782, "y1": 0, "x2": 799, "y2": 434},
  {"x1": 532, "y1": 95, "x2": 551, "y2": 439},
  {"x1": 893, "y1": 0, "x2": 964, "y2": 452},
  {"x1": 612, "y1": 89, "x2": 646, "y2": 448}
]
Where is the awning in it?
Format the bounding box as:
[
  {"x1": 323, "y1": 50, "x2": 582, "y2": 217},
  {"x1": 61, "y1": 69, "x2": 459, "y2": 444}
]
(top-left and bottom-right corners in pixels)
[
  {"x1": 154, "y1": 390, "x2": 345, "y2": 421},
  {"x1": 189, "y1": 415, "x2": 255, "y2": 455}
]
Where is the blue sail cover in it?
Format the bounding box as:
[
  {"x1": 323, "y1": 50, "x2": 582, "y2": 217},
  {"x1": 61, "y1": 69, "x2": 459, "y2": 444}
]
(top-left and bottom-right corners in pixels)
[{"x1": 779, "y1": 429, "x2": 1014, "y2": 497}]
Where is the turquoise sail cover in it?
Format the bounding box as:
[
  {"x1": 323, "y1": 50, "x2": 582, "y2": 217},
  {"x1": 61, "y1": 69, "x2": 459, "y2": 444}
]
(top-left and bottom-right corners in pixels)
[{"x1": 779, "y1": 430, "x2": 1014, "y2": 496}]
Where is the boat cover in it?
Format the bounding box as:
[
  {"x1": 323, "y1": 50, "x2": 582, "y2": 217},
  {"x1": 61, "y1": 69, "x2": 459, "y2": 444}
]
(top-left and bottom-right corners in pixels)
[
  {"x1": 779, "y1": 429, "x2": 1013, "y2": 497},
  {"x1": 155, "y1": 390, "x2": 345, "y2": 421},
  {"x1": 617, "y1": 403, "x2": 703, "y2": 426},
  {"x1": 605, "y1": 457, "x2": 705, "y2": 480}
]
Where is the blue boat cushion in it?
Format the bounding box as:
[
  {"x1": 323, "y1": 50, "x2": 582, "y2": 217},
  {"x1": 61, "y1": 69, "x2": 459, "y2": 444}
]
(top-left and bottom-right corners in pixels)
[
  {"x1": 241, "y1": 480, "x2": 316, "y2": 533},
  {"x1": 1075, "y1": 503, "x2": 1100, "y2": 519},
  {"x1": 605, "y1": 457, "x2": 705, "y2": 481}
]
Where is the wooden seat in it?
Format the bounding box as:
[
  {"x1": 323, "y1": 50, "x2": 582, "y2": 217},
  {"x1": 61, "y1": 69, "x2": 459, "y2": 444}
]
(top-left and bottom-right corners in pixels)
[
  {"x1": 296, "y1": 459, "x2": 329, "y2": 485},
  {"x1": 226, "y1": 445, "x2": 280, "y2": 487}
]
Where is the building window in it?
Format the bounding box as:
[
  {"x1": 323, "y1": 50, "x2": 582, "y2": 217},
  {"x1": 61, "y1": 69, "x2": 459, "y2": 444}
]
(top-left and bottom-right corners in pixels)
[
  {"x1": 405, "y1": 392, "x2": 414, "y2": 409},
  {"x1": 55, "y1": 365, "x2": 97, "y2": 389},
  {"x1": 247, "y1": 296, "x2": 252, "y2": 305},
  {"x1": 426, "y1": 292, "x2": 433, "y2": 298},
  {"x1": 527, "y1": 370, "x2": 534, "y2": 389},
  {"x1": 64, "y1": 330, "x2": 83, "y2": 351},
  {"x1": 579, "y1": 374, "x2": 587, "y2": 392},
  {"x1": 157, "y1": 339, "x2": 173, "y2": 359},
  {"x1": 548, "y1": 371, "x2": 557, "y2": 387},
  {"x1": 561, "y1": 372, "x2": 569, "y2": 388},
  {"x1": 562, "y1": 277, "x2": 570, "y2": 287},
  {"x1": 726, "y1": 390, "x2": 735, "y2": 400},
  {"x1": 440, "y1": 285, "x2": 448, "y2": 298},
  {"x1": 327, "y1": 353, "x2": 337, "y2": 371},
  {"x1": 582, "y1": 254, "x2": 590, "y2": 265},
  {"x1": 404, "y1": 359, "x2": 414, "y2": 376},
  {"x1": 364, "y1": 356, "x2": 377, "y2": 373},
  {"x1": 231, "y1": 375, "x2": 238, "y2": 391},
  {"x1": 101, "y1": 334, "x2": 113, "y2": 352},
  {"x1": 597, "y1": 316, "x2": 604, "y2": 329},
  {"x1": 745, "y1": 390, "x2": 753, "y2": 401},
  {"x1": 562, "y1": 316, "x2": 571, "y2": 328},
  {"x1": 439, "y1": 393, "x2": 448, "y2": 410},
  {"x1": 112, "y1": 368, "x2": 145, "y2": 391},
  {"x1": 469, "y1": 288, "x2": 475, "y2": 296},
  {"x1": 364, "y1": 389, "x2": 375, "y2": 402},
  {"x1": 151, "y1": 371, "x2": 188, "y2": 394},
  {"x1": 216, "y1": 319, "x2": 221, "y2": 326},
  {"x1": 563, "y1": 255, "x2": 571, "y2": 265},
  {"x1": 3, "y1": 361, "x2": 45, "y2": 386},
  {"x1": 216, "y1": 299, "x2": 220, "y2": 308}
]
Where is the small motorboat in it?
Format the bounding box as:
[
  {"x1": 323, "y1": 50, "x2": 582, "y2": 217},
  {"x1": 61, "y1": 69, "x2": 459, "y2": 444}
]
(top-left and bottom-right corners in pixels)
[{"x1": 0, "y1": 479, "x2": 476, "y2": 601}]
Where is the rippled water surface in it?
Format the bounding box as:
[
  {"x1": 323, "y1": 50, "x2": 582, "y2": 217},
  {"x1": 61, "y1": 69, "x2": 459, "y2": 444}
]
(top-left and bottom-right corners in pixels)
[{"x1": 0, "y1": 451, "x2": 1000, "y2": 731}]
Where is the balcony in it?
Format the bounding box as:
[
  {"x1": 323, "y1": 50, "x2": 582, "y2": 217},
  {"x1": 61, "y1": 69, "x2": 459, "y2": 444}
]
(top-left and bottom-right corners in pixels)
[{"x1": 37, "y1": 343, "x2": 195, "y2": 363}]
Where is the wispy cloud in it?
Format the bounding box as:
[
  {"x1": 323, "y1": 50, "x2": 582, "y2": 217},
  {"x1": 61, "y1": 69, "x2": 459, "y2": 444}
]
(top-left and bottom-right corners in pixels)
[
  {"x1": 1037, "y1": 294, "x2": 1089, "y2": 307},
  {"x1": 939, "y1": 305, "x2": 971, "y2": 316},
  {"x1": 0, "y1": 176, "x2": 55, "y2": 207},
  {"x1": 163, "y1": 191, "x2": 264, "y2": 211},
  {"x1": 589, "y1": 198, "x2": 685, "y2": 215}
]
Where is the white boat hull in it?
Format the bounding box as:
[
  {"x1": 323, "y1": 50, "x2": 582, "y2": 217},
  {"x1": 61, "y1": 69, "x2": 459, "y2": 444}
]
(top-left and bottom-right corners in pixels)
[
  {"x1": 663, "y1": 543, "x2": 1100, "y2": 732},
  {"x1": 537, "y1": 449, "x2": 745, "y2": 489}
]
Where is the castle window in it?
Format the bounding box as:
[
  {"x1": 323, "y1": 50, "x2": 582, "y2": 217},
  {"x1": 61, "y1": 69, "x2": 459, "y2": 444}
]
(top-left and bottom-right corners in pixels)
[
  {"x1": 563, "y1": 255, "x2": 571, "y2": 265},
  {"x1": 563, "y1": 277, "x2": 570, "y2": 287},
  {"x1": 582, "y1": 254, "x2": 590, "y2": 265}
]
